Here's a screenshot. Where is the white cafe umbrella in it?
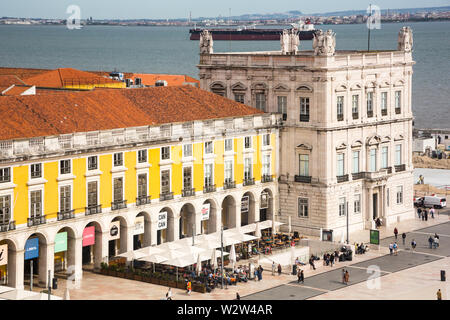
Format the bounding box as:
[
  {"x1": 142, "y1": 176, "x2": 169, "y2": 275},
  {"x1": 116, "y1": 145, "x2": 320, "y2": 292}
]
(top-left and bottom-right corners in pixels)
[
  {"x1": 117, "y1": 250, "x2": 147, "y2": 261},
  {"x1": 136, "y1": 246, "x2": 164, "y2": 256},
  {"x1": 162, "y1": 254, "x2": 198, "y2": 282},
  {"x1": 229, "y1": 244, "x2": 237, "y2": 270},
  {"x1": 158, "y1": 242, "x2": 184, "y2": 251},
  {"x1": 139, "y1": 254, "x2": 169, "y2": 273},
  {"x1": 175, "y1": 246, "x2": 205, "y2": 256}
]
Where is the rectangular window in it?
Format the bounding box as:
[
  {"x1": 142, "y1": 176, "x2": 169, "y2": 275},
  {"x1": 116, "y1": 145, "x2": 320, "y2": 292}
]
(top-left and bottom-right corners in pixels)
[
  {"x1": 352, "y1": 151, "x2": 360, "y2": 174},
  {"x1": 339, "y1": 197, "x2": 346, "y2": 216},
  {"x1": 277, "y1": 96, "x2": 287, "y2": 120},
  {"x1": 263, "y1": 134, "x2": 270, "y2": 146},
  {"x1": 161, "y1": 170, "x2": 170, "y2": 194},
  {"x1": 60, "y1": 160, "x2": 71, "y2": 175},
  {"x1": 138, "y1": 173, "x2": 147, "y2": 197},
  {"x1": 298, "y1": 198, "x2": 308, "y2": 218},
  {"x1": 255, "y1": 93, "x2": 266, "y2": 111},
  {"x1": 161, "y1": 147, "x2": 170, "y2": 160},
  {"x1": 263, "y1": 155, "x2": 271, "y2": 175},
  {"x1": 381, "y1": 92, "x2": 388, "y2": 111},
  {"x1": 204, "y1": 141, "x2": 213, "y2": 154},
  {"x1": 352, "y1": 95, "x2": 359, "y2": 114},
  {"x1": 300, "y1": 97, "x2": 310, "y2": 122},
  {"x1": 138, "y1": 150, "x2": 147, "y2": 163},
  {"x1": 381, "y1": 146, "x2": 389, "y2": 168},
  {"x1": 337, "y1": 153, "x2": 345, "y2": 176},
  {"x1": 299, "y1": 154, "x2": 309, "y2": 176},
  {"x1": 337, "y1": 96, "x2": 344, "y2": 120},
  {"x1": 183, "y1": 167, "x2": 192, "y2": 189},
  {"x1": 113, "y1": 153, "x2": 123, "y2": 167},
  {"x1": 244, "y1": 137, "x2": 252, "y2": 149},
  {"x1": 113, "y1": 177, "x2": 123, "y2": 202},
  {"x1": 31, "y1": 163, "x2": 42, "y2": 179},
  {"x1": 354, "y1": 194, "x2": 361, "y2": 214},
  {"x1": 395, "y1": 91, "x2": 401, "y2": 108},
  {"x1": 224, "y1": 160, "x2": 233, "y2": 183},
  {"x1": 183, "y1": 144, "x2": 193, "y2": 158},
  {"x1": 0, "y1": 167, "x2": 11, "y2": 183},
  {"x1": 0, "y1": 195, "x2": 11, "y2": 223},
  {"x1": 30, "y1": 190, "x2": 42, "y2": 217},
  {"x1": 88, "y1": 156, "x2": 98, "y2": 171},
  {"x1": 367, "y1": 92, "x2": 373, "y2": 113},
  {"x1": 370, "y1": 149, "x2": 377, "y2": 172},
  {"x1": 396, "y1": 186, "x2": 403, "y2": 204},
  {"x1": 204, "y1": 163, "x2": 213, "y2": 186},
  {"x1": 235, "y1": 93, "x2": 244, "y2": 104},
  {"x1": 395, "y1": 145, "x2": 402, "y2": 166},
  {"x1": 244, "y1": 158, "x2": 252, "y2": 180},
  {"x1": 387, "y1": 188, "x2": 390, "y2": 207},
  {"x1": 224, "y1": 139, "x2": 233, "y2": 152},
  {"x1": 87, "y1": 181, "x2": 98, "y2": 207},
  {"x1": 60, "y1": 185, "x2": 71, "y2": 212}
]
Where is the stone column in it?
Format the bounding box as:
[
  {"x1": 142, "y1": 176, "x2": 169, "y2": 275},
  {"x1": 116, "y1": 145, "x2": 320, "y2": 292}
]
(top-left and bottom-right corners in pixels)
[
  {"x1": 67, "y1": 237, "x2": 83, "y2": 282},
  {"x1": 39, "y1": 242, "x2": 54, "y2": 288},
  {"x1": 253, "y1": 196, "x2": 261, "y2": 223},
  {"x1": 235, "y1": 200, "x2": 242, "y2": 230},
  {"x1": 9, "y1": 249, "x2": 24, "y2": 290},
  {"x1": 119, "y1": 226, "x2": 135, "y2": 254},
  {"x1": 143, "y1": 218, "x2": 152, "y2": 247},
  {"x1": 171, "y1": 216, "x2": 180, "y2": 242},
  {"x1": 195, "y1": 213, "x2": 202, "y2": 236},
  {"x1": 368, "y1": 188, "x2": 374, "y2": 228},
  {"x1": 94, "y1": 231, "x2": 109, "y2": 270}
]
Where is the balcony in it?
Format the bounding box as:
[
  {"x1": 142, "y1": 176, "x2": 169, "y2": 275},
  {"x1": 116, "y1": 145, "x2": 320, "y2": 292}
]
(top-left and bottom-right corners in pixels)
[
  {"x1": 352, "y1": 172, "x2": 365, "y2": 180},
  {"x1": 381, "y1": 109, "x2": 388, "y2": 116},
  {"x1": 57, "y1": 209, "x2": 75, "y2": 221},
  {"x1": 262, "y1": 174, "x2": 274, "y2": 183},
  {"x1": 136, "y1": 195, "x2": 151, "y2": 206},
  {"x1": 243, "y1": 178, "x2": 255, "y2": 186},
  {"x1": 223, "y1": 180, "x2": 236, "y2": 190},
  {"x1": 0, "y1": 221, "x2": 15, "y2": 233},
  {"x1": 300, "y1": 114, "x2": 309, "y2": 122},
  {"x1": 160, "y1": 192, "x2": 174, "y2": 201},
  {"x1": 27, "y1": 215, "x2": 46, "y2": 227},
  {"x1": 386, "y1": 166, "x2": 392, "y2": 174},
  {"x1": 336, "y1": 174, "x2": 349, "y2": 183},
  {"x1": 294, "y1": 175, "x2": 312, "y2": 183},
  {"x1": 395, "y1": 164, "x2": 406, "y2": 172},
  {"x1": 203, "y1": 184, "x2": 216, "y2": 193},
  {"x1": 111, "y1": 200, "x2": 127, "y2": 211},
  {"x1": 367, "y1": 110, "x2": 373, "y2": 118},
  {"x1": 282, "y1": 114, "x2": 287, "y2": 121},
  {"x1": 352, "y1": 113, "x2": 359, "y2": 120},
  {"x1": 85, "y1": 205, "x2": 102, "y2": 216},
  {"x1": 395, "y1": 108, "x2": 401, "y2": 115},
  {"x1": 182, "y1": 188, "x2": 195, "y2": 197},
  {"x1": 337, "y1": 114, "x2": 344, "y2": 121}
]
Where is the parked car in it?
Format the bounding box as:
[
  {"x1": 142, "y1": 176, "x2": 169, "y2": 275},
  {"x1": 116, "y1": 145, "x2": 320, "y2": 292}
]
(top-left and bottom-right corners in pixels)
[
  {"x1": 422, "y1": 196, "x2": 447, "y2": 209},
  {"x1": 414, "y1": 197, "x2": 424, "y2": 207}
]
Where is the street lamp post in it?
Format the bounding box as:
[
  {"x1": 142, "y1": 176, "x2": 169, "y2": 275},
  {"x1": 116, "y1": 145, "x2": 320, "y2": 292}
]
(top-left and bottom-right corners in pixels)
[
  {"x1": 47, "y1": 270, "x2": 51, "y2": 300},
  {"x1": 346, "y1": 201, "x2": 349, "y2": 245},
  {"x1": 220, "y1": 226, "x2": 224, "y2": 289}
]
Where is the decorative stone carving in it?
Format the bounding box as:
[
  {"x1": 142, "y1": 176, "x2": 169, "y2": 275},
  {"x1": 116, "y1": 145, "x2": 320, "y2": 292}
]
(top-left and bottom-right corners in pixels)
[
  {"x1": 397, "y1": 26, "x2": 413, "y2": 52},
  {"x1": 313, "y1": 29, "x2": 336, "y2": 56},
  {"x1": 280, "y1": 29, "x2": 300, "y2": 55},
  {"x1": 200, "y1": 30, "x2": 213, "y2": 54}
]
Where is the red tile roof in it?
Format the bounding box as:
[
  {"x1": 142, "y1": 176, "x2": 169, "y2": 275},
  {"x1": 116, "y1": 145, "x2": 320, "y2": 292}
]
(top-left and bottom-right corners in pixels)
[
  {"x1": 0, "y1": 67, "x2": 48, "y2": 79},
  {"x1": 0, "y1": 86, "x2": 263, "y2": 141},
  {"x1": 0, "y1": 75, "x2": 26, "y2": 87},
  {"x1": 1, "y1": 85, "x2": 33, "y2": 96},
  {"x1": 23, "y1": 68, "x2": 123, "y2": 88},
  {"x1": 131, "y1": 74, "x2": 200, "y2": 87}
]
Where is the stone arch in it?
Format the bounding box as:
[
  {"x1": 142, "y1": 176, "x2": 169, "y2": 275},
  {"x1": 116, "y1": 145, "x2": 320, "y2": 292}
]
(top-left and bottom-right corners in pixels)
[
  {"x1": 259, "y1": 188, "x2": 274, "y2": 222},
  {"x1": 53, "y1": 225, "x2": 77, "y2": 276},
  {"x1": 82, "y1": 220, "x2": 104, "y2": 269},
  {"x1": 351, "y1": 140, "x2": 364, "y2": 148},
  {"x1": 23, "y1": 232, "x2": 48, "y2": 288},
  {"x1": 221, "y1": 195, "x2": 237, "y2": 230},
  {"x1": 231, "y1": 82, "x2": 247, "y2": 91},
  {"x1": 210, "y1": 81, "x2": 226, "y2": 97},
  {"x1": 109, "y1": 215, "x2": 129, "y2": 257},
  {"x1": 241, "y1": 191, "x2": 256, "y2": 226},
  {"x1": 274, "y1": 83, "x2": 290, "y2": 92},
  {"x1": 202, "y1": 198, "x2": 219, "y2": 234},
  {"x1": 180, "y1": 203, "x2": 196, "y2": 238},
  {"x1": 0, "y1": 238, "x2": 18, "y2": 288},
  {"x1": 135, "y1": 211, "x2": 151, "y2": 249},
  {"x1": 159, "y1": 207, "x2": 175, "y2": 243}
]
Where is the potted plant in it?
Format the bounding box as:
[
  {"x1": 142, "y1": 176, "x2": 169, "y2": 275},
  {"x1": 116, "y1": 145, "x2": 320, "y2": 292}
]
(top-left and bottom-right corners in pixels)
[
  {"x1": 177, "y1": 280, "x2": 186, "y2": 289},
  {"x1": 142, "y1": 271, "x2": 152, "y2": 283},
  {"x1": 167, "y1": 275, "x2": 177, "y2": 288},
  {"x1": 116, "y1": 266, "x2": 126, "y2": 278},
  {"x1": 193, "y1": 282, "x2": 206, "y2": 293},
  {"x1": 108, "y1": 264, "x2": 118, "y2": 277},
  {"x1": 134, "y1": 270, "x2": 143, "y2": 282},
  {"x1": 126, "y1": 267, "x2": 134, "y2": 280},
  {"x1": 159, "y1": 273, "x2": 169, "y2": 287},
  {"x1": 100, "y1": 263, "x2": 109, "y2": 275}
]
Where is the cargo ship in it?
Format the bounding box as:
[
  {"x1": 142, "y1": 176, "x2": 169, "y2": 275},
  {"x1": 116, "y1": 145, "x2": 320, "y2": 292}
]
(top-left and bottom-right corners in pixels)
[{"x1": 189, "y1": 21, "x2": 316, "y2": 41}]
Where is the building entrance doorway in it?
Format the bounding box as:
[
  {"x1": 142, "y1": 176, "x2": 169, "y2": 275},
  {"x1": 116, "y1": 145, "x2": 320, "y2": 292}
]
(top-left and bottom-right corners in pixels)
[{"x1": 373, "y1": 193, "x2": 378, "y2": 220}]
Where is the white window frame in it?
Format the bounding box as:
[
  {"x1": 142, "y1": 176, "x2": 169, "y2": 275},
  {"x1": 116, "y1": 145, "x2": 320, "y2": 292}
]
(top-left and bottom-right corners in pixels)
[
  {"x1": 113, "y1": 152, "x2": 124, "y2": 167},
  {"x1": 0, "y1": 190, "x2": 14, "y2": 222},
  {"x1": 262, "y1": 154, "x2": 271, "y2": 176},
  {"x1": 161, "y1": 146, "x2": 171, "y2": 161},
  {"x1": 354, "y1": 194, "x2": 361, "y2": 214},
  {"x1": 183, "y1": 144, "x2": 193, "y2": 158},
  {"x1": 160, "y1": 168, "x2": 172, "y2": 194},
  {"x1": 59, "y1": 159, "x2": 72, "y2": 175},
  {"x1": 337, "y1": 153, "x2": 345, "y2": 176},
  {"x1": 204, "y1": 162, "x2": 214, "y2": 187},
  {"x1": 352, "y1": 94, "x2": 359, "y2": 114},
  {"x1": 395, "y1": 144, "x2": 402, "y2": 166},
  {"x1": 112, "y1": 174, "x2": 125, "y2": 204},
  {"x1": 87, "y1": 155, "x2": 98, "y2": 171},
  {"x1": 370, "y1": 148, "x2": 377, "y2": 172},
  {"x1": 30, "y1": 163, "x2": 42, "y2": 179},
  {"x1": 224, "y1": 139, "x2": 233, "y2": 152},
  {"x1": 224, "y1": 159, "x2": 234, "y2": 183},
  {"x1": 244, "y1": 157, "x2": 253, "y2": 180},
  {"x1": 136, "y1": 171, "x2": 149, "y2": 198},
  {"x1": 137, "y1": 149, "x2": 147, "y2": 164},
  {"x1": 352, "y1": 150, "x2": 360, "y2": 174},
  {"x1": 381, "y1": 146, "x2": 389, "y2": 169},
  {"x1": 298, "y1": 197, "x2": 309, "y2": 218},
  {"x1": 182, "y1": 165, "x2": 193, "y2": 190},
  {"x1": 204, "y1": 141, "x2": 214, "y2": 154},
  {"x1": 28, "y1": 186, "x2": 44, "y2": 218},
  {"x1": 86, "y1": 177, "x2": 100, "y2": 208},
  {"x1": 381, "y1": 91, "x2": 388, "y2": 111},
  {"x1": 58, "y1": 183, "x2": 73, "y2": 213},
  {"x1": 339, "y1": 197, "x2": 346, "y2": 217},
  {"x1": 244, "y1": 136, "x2": 252, "y2": 149},
  {"x1": 396, "y1": 186, "x2": 403, "y2": 204}
]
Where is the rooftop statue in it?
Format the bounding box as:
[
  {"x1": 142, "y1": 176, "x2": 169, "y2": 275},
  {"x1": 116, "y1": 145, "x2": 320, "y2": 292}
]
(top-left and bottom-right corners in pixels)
[
  {"x1": 313, "y1": 29, "x2": 336, "y2": 56},
  {"x1": 398, "y1": 26, "x2": 413, "y2": 52},
  {"x1": 200, "y1": 30, "x2": 213, "y2": 54},
  {"x1": 280, "y1": 29, "x2": 300, "y2": 55}
]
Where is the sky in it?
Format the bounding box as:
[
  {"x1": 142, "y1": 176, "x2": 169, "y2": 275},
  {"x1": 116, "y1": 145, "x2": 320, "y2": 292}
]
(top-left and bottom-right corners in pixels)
[{"x1": 1, "y1": 0, "x2": 449, "y2": 19}]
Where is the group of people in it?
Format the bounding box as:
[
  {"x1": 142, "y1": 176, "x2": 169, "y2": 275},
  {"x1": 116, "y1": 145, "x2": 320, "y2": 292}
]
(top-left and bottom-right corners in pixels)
[
  {"x1": 355, "y1": 243, "x2": 368, "y2": 255},
  {"x1": 417, "y1": 207, "x2": 435, "y2": 221},
  {"x1": 428, "y1": 233, "x2": 440, "y2": 249},
  {"x1": 322, "y1": 252, "x2": 338, "y2": 267}
]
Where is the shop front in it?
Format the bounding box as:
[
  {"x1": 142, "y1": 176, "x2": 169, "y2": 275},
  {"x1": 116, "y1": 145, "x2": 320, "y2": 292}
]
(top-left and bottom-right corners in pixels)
[
  {"x1": 156, "y1": 210, "x2": 167, "y2": 245},
  {"x1": 108, "y1": 220, "x2": 121, "y2": 258},
  {"x1": 0, "y1": 243, "x2": 8, "y2": 285},
  {"x1": 82, "y1": 226, "x2": 96, "y2": 265},
  {"x1": 133, "y1": 216, "x2": 145, "y2": 250},
  {"x1": 54, "y1": 231, "x2": 68, "y2": 272}
]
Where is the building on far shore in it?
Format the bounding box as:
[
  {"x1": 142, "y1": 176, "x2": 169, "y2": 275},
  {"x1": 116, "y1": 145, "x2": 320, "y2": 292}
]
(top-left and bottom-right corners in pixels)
[{"x1": 198, "y1": 27, "x2": 416, "y2": 238}]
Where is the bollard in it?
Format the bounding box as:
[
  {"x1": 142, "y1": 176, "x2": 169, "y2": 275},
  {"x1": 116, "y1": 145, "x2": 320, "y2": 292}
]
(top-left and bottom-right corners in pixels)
[{"x1": 441, "y1": 270, "x2": 446, "y2": 282}]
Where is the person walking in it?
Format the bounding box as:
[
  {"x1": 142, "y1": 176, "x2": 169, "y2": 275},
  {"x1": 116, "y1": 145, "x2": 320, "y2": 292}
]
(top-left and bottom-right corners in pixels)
[
  {"x1": 417, "y1": 207, "x2": 422, "y2": 219},
  {"x1": 297, "y1": 269, "x2": 304, "y2": 284},
  {"x1": 411, "y1": 239, "x2": 417, "y2": 252},
  {"x1": 309, "y1": 256, "x2": 316, "y2": 270},
  {"x1": 166, "y1": 288, "x2": 173, "y2": 300},
  {"x1": 330, "y1": 253, "x2": 335, "y2": 267},
  {"x1": 393, "y1": 242, "x2": 398, "y2": 255},
  {"x1": 271, "y1": 261, "x2": 276, "y2": 276},
  {"x1": 437, "y1": 289, "x2": 442, "y2": 300},
  {"x1": 394, "y1": 227, "x2": 398, "y2": 240},
  {"x1": 277, "y1": 264, "x2": 282, "y2": 276},
  {"x1": 389, "y1": 243, "x2": 394, "y2": 255},
  {"x1": 401, "y1": 233, "x2": 407, "y2": 245},
  {"x1": 236, "y1": 292, "x2": 241, "y2": 300},
  {"x1": 344, "y1": 270, "x2": 349, "y2": 285},
  {"x1": 342, "y1": 269, "x2": 346, "y2": 284},
  {"x1": 430, "y1": 207, "x2": 435, "y2": 219},
  {"x1": 186, "y1": 281, "x2": 192, "y2": 295},
  {"x1": 428, "y1": 236, "x2": 434, "y2": 249},
  {"x1": 434, "y1": 237, "x2": 439, "y2": 249}
]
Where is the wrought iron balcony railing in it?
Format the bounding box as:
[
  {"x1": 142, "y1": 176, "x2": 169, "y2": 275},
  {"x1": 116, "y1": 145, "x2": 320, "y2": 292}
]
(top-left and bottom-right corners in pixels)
[
  {"x1": 182, "y1": 188, "x2": 195, "y2": 197},
  {"x1": 0, "y1": 221, "x2": 15, "y2": 232},
  {"x1": 243, "y1": 177, "x2": 255, "y2": 186},
  {"x1": 223, "y1": 180, "x2": 236, "y2": 190},
  {"x1": 337, "y1": 114, "x2": 344, "y2": 121},
  {"x1": 395, "y1": 164, "x2": 406, "y2": 172},
  {"x1": 367, "y1": 110, "x2": 374, "y2": 118},
  {"x1": 85, "y1": 205, "x2": 102, "y2": 216},
  {"x1": 111, "y1": 200, "x2": 127, "y2": 211},
  {"x1": 160, "y1": 192, "x2": 174, "y2": 201},
  {"x1": 203, "y1": 184, "x2": 216, "y2": 193},
  {"x1": 337, "y1": 174, "x2": 349, "y2": 183},
  {"x1": 136, "y1": 195, "x2": 151, "y2": 206},
  {"x1": 381, "y1": 109, "x2": 388, "y2": 116},
  {"x1": 294, "y1": 175, "x2": 312, "y2": 183},
  {"x1": 352, "y1": 112, "x2": 359, "y2": 119},
  {"x1": 300, "y1": 114, "x2": 309, "y2": 122},
  {"x1": 57, "y1": 209, "x2": 75, "y2": 221},
  {"x1": 262, "y1": 174, "x2": 274, "y2": 183},
  {"x1": 352, "y1": 172, "x2": 365, "y2": 180},
  {"x1": 27, "y1": 215, "x2": 46, "y2": 227}
]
